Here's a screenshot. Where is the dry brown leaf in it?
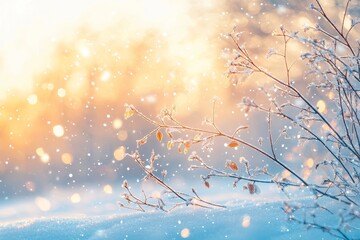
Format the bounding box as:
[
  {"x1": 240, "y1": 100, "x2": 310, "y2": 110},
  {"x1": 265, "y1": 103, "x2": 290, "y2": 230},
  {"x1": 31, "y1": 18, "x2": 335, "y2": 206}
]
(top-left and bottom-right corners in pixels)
[
  {"x1": 183, "y1": 141, "x2": 192, "y2": 149},
  {"x1": 204, "y1": 181, "x2": 210, "y2": 188},
  {"x1": 229, "y1": 161, "x2": 238, "y2": 171},
  {"x1": 247, "y1": 183, "x2": 255, "y2": 194},
  {"x1": 156, "y1": 129, "x2": 163, "y2": 142},
  {"x1": 228, "y1": 140, "x2": 239, "y2": 148},
  {"x1": 247, "y1": 183, "x2": 260, "y2": 194}
]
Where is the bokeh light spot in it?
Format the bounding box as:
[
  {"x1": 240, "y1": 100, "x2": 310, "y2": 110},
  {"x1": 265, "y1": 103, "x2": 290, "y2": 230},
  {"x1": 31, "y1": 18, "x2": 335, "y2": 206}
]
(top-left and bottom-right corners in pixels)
[
  {"x1": 305, "y1": 158, "x2": 314, "y2": 168},
  {"x1": 117, "y1": 130, "x2": 128, "y2": 141},
  {"x1": 35, "y1": 197, "x2": 51, "y2": 211},
  {"x1": 242, "y1": 215, "x2": 251, "y2": 228},
  {"x1": 316, "y1": 100, "x2": 326, "y2": 113},
  {"x1": 57, "y1": 88, "x2": 66, "y2": 98},
  {"x1": 112, "y1": 118, "x2": 123, "y2": 129},
  {"x1": 61, "y1": 153, "x2": 73, "y2": 165},
  {"x1": 27, "y1": 94, "x2": 38, "y2": 105},
  {"x1": 53, "y1": 125, "x2": 65, "y2": 137},
  {"x1": 114, "y1": 146, "x2": 126, "y2": 161},
  {"x1": 70, "y1": 193, "x2": 81, "y2": 203},
  {"x1": 180, "y1": 228, "x2": 190, "y2": 238},
  {"x1": 103, "y1": 184, "x2": 113, "y2": 194}
]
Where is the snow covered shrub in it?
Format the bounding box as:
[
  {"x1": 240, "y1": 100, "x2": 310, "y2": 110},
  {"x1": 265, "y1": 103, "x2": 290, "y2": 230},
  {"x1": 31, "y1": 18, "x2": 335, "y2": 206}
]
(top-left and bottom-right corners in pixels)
[{"x1": 120, "y1": 1, "x2": 359, "y2": 239}]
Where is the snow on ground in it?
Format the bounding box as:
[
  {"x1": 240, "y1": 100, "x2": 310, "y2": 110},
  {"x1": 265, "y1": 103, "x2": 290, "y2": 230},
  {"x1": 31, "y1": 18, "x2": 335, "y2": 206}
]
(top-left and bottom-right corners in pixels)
[{"x1": 0, "y1": 200, "x2": 332, "y2": 240}]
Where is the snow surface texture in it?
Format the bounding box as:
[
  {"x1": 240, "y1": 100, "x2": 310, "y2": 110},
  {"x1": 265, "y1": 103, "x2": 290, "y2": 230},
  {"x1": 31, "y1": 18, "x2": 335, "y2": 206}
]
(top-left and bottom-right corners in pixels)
[{"x1": 0, "y1": 201, "x2": 332, "y2": 240}]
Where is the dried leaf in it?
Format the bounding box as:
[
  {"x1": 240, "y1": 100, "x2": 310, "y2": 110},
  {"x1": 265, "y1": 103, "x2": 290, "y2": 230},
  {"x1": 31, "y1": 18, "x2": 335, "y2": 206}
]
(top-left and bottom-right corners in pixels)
[
  {"x1": 178, "y1": 144, "x2": 182, "y2": 153},
  {"x1": 156, "y1": 129, "x2": 163, "y2": 142},
  {"x1": 229, "y1": 161, "x2": 238, "y2": 171},
  {"x1": 228, "y1": 140, "x2": 240, "y2": 148},
  {"x1": 247, "y1": 183, "x2": 260, "y2": 194},
  {"x1": 247, "y1": 183, "x2": 255, "y2": 194},
  {"x1": 204, "y1": 181, "x2": 210, "y2": 188},
  {"x1": 167, "y1": 141, "x2": 174, "y2": 150},
  {"x1": 136, "y1": 137, "x2": 147, "y2": 148},
  {"x1": 183, "y1": 141, "x2": 192, "y2": 149},
  {"x1": 124, "y1": 105, "x2": 135, "y2": 119}
]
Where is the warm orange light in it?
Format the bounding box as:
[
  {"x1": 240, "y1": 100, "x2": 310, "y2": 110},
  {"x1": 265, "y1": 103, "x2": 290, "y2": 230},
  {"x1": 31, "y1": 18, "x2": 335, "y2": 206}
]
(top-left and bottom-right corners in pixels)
[
  {"x1": 112, "y1": 118, "x2": 123, "y2": 129},
  {"x1": 27, "y1": 94, "x2": 38, "y2": 105},
  {"x1": 282, "y1": 170, "x2": 291, "y2": 178},
  {"x1": 61, "y1": 153, "x2": 73, "y2": 165},
  {"x1": 114, "y1": 146, "x2": 126, "y2": 161},
  {"x1": 305, "y1": 158, "x2": 314, "y2": 168},
  {"x1": 117, "y1": 130, "x2": 128, "y2": 141},
  {"x1": 57, "y1": 88, "x2": 66, "y2": 98},
  {"x1": 180, "y1": 228, "x2": 190, "y2": 238},
  {"x1": 316, "y1": 100, "x2": 326, "y2": 113}
]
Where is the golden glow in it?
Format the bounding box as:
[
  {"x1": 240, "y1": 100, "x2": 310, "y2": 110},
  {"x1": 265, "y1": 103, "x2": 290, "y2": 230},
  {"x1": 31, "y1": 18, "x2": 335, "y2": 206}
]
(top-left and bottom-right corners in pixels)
[
  {"x1": 53, "y1": 125, "x2": 65, "y2": 137},
  {"x1": 117, "y1": 130, "x2": 128, "y2": 141},
  {"x1": 36, "y1": 147, "x2": 50, "y2": 163},
  {"x1": 1, "y1": 0, "x2": 345, "y2": 173},
  {"x1": 305, "y1": 158, "x2": 314, "y2": 168},
  {"x1": 35, "y1": 197, "x2": 51, "y2": 211},
  {"x1": 241, "y1": 215, "x2": 251, "y2": 228},
  {"x1": 282, "y1": 170, "x2": 291, "y2": 178},
  {"x1": 27, "y1": 94, "x2": 38, "y2": 105},
  {"x1": 114, "y1": 146, "x2": 126, "y2": 161},
  {"x1": 180, "y1": 228, "x2": 190, "y2": 238},
  {"x1": 41, "y1": 154, "x2": 50, "y2": 163},
  {"x1": 36, "y1": 147, "x2": 45, "y2": 156},
  {"x1": 61, "y1": 153, "x2": 73, "y2": 165},
  {"x1": 57, "y1": 88, "x2": 66, "y2": 98},
  {"x1": 112, "y1": 119, "x2": 123, "y2": 129},
  {"x1": 70, "y1": 193, "x2": 81, "y2": 203},
  {"x1": 103, "y1": 184, "x2": 113, "y2": 194},
  {"x1": 101, "y1": 71, "x2": 111, "y2": 81},
  {"x1": 316, "y1": 100, "x2": 326, "y2": 113}
]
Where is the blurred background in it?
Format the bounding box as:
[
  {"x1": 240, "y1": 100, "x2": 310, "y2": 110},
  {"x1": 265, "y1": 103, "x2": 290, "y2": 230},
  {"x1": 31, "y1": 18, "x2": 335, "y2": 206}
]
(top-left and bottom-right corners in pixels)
[{"x1": 0, "y1": 0, "x2": 355, "y2": 221}]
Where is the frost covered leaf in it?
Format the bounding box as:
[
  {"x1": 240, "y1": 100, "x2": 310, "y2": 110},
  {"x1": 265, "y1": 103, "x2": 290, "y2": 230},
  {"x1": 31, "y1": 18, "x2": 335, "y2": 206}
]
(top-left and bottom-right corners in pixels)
[
  {"x1": 156, "y1": 129, "x2": 163, "y2": 142},
  {"x1": 184, "y1": 141, "x2": 192, "y2": 149},
  {"x1": 193, "y1": 133, "x2": 202, "y2": 141},
  {"x1": 121, "y1": 180, "x2": 128, "y2": 189},
  {"x1": 229, "y1": 161, "x2": 238, "y2": 171},
  {"x1": 225, "y1": 160, "x2": 238, "y2": 171},
  {"x1": 161, "y1": 170, "x2": 167, "y2": 178},
  {"x1": 239, "y1": 157, "x2": 248, "y2": 164},
  {"x1": 245, "y1": 183, "x2": 260, "y2": 194},
  {"x1": 136, "y1": 137, "x2": 147, "y2": 148},
  {"x1": 166, "y1": 128, "x2": 173, "y2": 139},
  {"x1": 167, "y1": 140, "x2": 174, "y2": 150},
  {"x1": 228, "y1": 140, "x2": 240, "y2": 148},
  {"x1": 188, "y1": 151, "x2": 202, "y2": 162},
  {"x1": 124, "y1": 104, "x2": 135, "y2": 119}
]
